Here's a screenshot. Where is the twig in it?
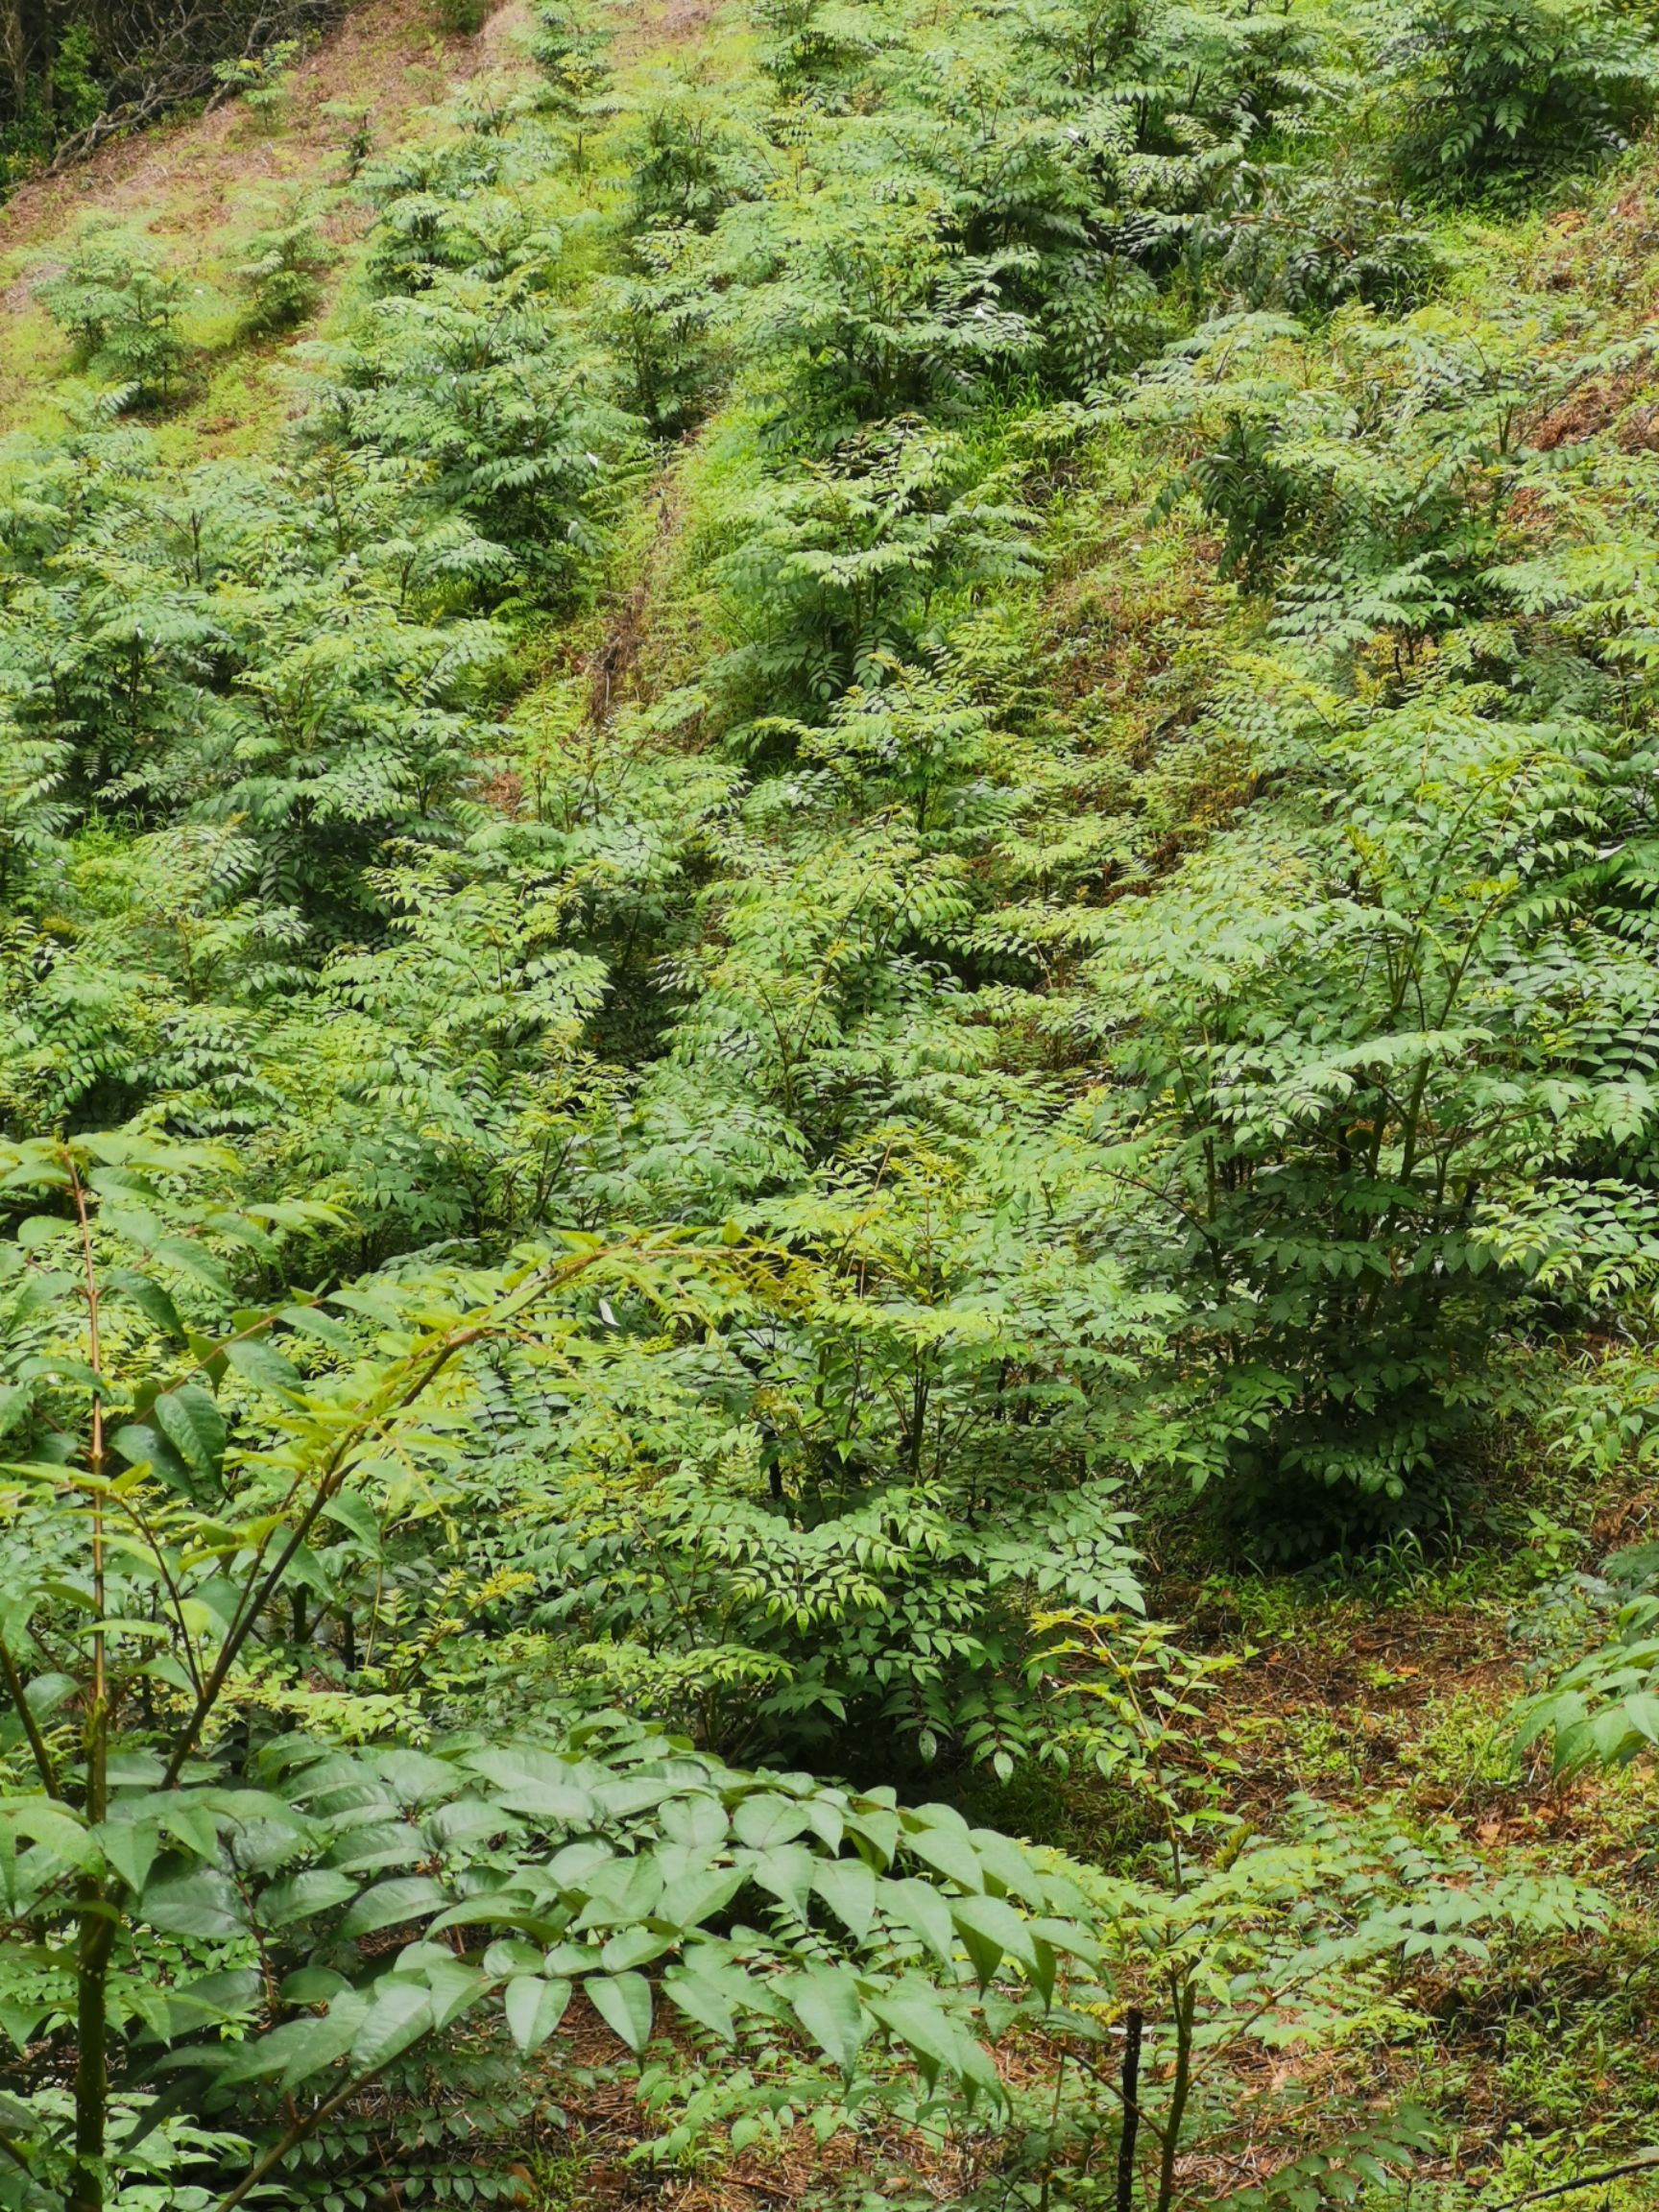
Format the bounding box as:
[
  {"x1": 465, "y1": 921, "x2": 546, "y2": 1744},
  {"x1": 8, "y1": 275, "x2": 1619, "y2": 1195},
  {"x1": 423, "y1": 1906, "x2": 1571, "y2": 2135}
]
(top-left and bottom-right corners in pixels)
[{"x1": 1482, "y1": 2154, "x2": 1659, "y2": 2212}]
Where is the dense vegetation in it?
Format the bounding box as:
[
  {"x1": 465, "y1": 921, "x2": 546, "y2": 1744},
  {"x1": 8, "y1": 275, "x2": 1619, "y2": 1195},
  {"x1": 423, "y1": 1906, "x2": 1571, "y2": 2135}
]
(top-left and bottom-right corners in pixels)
[{"x1": 6, "y1": 0, "x2": 1659, "y2": 2204}]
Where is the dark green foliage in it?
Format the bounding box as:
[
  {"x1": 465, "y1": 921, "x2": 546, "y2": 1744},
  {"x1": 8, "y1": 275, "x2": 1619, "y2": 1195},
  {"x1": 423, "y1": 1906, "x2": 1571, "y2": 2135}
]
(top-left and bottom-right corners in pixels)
[
  {"x1": 591, "y1": 230, "x2": 719, "y2": 432},
  {"x1": 709, "y1": 419, "x2": 1036, "y2": 720},
  {"x1": 301, "y1": 273, "x2": 638, "y2": 600},
  {"x1": 1180, "y1": 409, "x2": 1306, "y2": 582},
  {"x1": 1083, "y1": 672, "x2": 1659, "y2": 1542},
  {"x1": 626, "y1": 86, "x2": 756, "y2": 233},
  {"x1": 5, "y1": 0, "x2": 1659, "y2": 2200},
  {"x1": 36, "y1": 227, "x2": 193, "y2": 408},
  {"x1": 0, "y1": 22, "x2": 103, "y2": 186},
  {"x1": 232, "y1": 200, "x2": 335, "y2": 332},
  {"x1": 527, "y1": 0, "x2": 618, "y2": 170},
  {"x1": 1385, "y1": 0, "x2": 1659, "y2": 200}
]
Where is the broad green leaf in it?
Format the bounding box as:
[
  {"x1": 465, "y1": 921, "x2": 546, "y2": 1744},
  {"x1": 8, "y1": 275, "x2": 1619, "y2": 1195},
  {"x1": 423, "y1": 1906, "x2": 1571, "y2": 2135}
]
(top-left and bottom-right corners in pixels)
[
  {"x1": 107, "y1": 1269, "x2": 184, "y2": 1340},
  {"x1": 96, "y1": 1817, "x2": 160, "y2": 1895},
  {"x1": 156, "y1": 1796, "x2": 220, "y2": 1862},
  {"x1": 600, "y1": 1925, "x2": 677, "y2": 1972},
  {"x1": 153, "y1": 1238, "x2": 231, "y2": 1293},
  {"x1": 951, "y1": 1892, "x2": 1039, "y2": 1987},
  {"x1": 319, "y1": 1490, "x2": 383, "y2": 1555},
  {"x1": 278, "y1": 1305, "x2": 358, "y2": 1355},
  {"x1": 812, "y1": 1856, "x2": 878, "y2": 1944},
  {"x1": 153, "y1": 1386, "x2": 226, "y2": 1478},
  {"x1": 662, "y1": 1965, "x2": 737, "y2": 2043},
  {"x1": 968, "y1": 1826, "x2": 1047, "y2": 1908},
  {"x1": 224, "y1": 1335, "x2": 303, "y2": 1397},
  {"x1": 0, "y1": 1800, "x2": 92, "y2": 1867},
  {"x1": 883, "y1": 1876, "x2": 958, "y2": 1964},
  {"x1": 589, "y1": 1774, "x2": 680, "y2": 1819},
  {"x1": 659, "y1": 1794, "x2": 729, "y2": 1851},
  {"x1": 421, "y1": 1955, "x2": 490, "y2": 2031},
  {"x1": 484, "y1": 1938, "x2": 543, "y2": 1977},
  {"x1": 141, "y1": 1869, "x2": 246, "y2": 1940},
  {"x1": 587, "y1": 1971, "x2": 653, "y2": 2053},
  {"x1": 0, "y1": 2003, "x2": 50, "y2": 2053},
  {"x1": 788, "y1": 1967, "x2": 869, "y2": 2074},
  {"x1": 15, "y1": 1215, "x2": 71, "y2": 1249},
  {"x1": 845, "y1": 1804, "x2": 900, "y2": 1868},
  {"x1": 867, "y1": 1988, "x2": 968, "y2": 2084},
  {"x1": 0, "y1": 1384, "x2": 35, "y2": 1438},
  {"x1": 108, "y1": 1423, "x2": 190, "y2": 1486},
  {"x1": 279, "y1": 2006, "x2": 367, "y2": 2090},
  {"x1": 902, "y1": 1816, "x2": 984, "y2": 1893},
  {"x1": 338, "y1": 1874, "x2": 446, "y2": 1938},
  {"x1": 659, "y1": 1862, "x2": 746, "y2": 1929},
  {"x1": 281, "y1": 1967, "x2": 349, "y2": 2005},
  {"x1": 569, "y1": 1852, "x2": 662, "y2": 1926},
  {"x1": 261, "y1": 1869, "x2": 360, "y2": 1927},
  {"x1": 733, "y1": 1792, "x2": 813, "y2": 1850},
  {"x1": 503, "y1": 1974, "x2": 572, "y2": 2054},
  {"x1": 160, "y1": 1969, "x2": 263, "y2": 2037},
  {"x1": 749, "y1": 1841, "x2": 815, "y2": 1917},
  {"x1": 490, "y1": 1779, "x2": 595, "y2": 1823},
  {"x1": 350, "y1": 1979, "x2": 434, "y2": 2073}
]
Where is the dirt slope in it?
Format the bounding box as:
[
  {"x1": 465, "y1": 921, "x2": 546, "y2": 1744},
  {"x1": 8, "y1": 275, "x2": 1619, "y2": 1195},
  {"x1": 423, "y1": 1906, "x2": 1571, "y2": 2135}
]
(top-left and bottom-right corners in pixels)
[{"x1": 0, "y1": 0, "x2": 531, "y2": 439}]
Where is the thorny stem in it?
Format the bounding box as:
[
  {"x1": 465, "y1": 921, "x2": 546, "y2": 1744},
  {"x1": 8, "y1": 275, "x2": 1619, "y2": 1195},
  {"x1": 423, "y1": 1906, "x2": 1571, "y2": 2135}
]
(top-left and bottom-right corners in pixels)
[
  {"x1": 69, "y1": 1156, "x2": 112, "y2": 2212},
  {"x1": 1153, "y1": 1977, "x2": 1197, "y2": 2212},
  {"x1": 1117, "y1": 2007, "x2": 1144, "y2": 2212}
]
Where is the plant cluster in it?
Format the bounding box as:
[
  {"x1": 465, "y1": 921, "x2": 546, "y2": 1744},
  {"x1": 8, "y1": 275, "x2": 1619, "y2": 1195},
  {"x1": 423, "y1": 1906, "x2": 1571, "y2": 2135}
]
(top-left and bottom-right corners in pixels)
[{"x1": 5, "y1": 0, "x2": 1659, "y2": 2201}]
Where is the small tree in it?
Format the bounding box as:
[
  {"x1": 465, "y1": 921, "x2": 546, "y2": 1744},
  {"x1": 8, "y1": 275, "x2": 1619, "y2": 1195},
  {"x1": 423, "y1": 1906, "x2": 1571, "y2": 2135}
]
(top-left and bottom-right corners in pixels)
[
  {"x1": 36, "y1": 229, "x2": 192, "y2": 410},
  {"x1": 211, "y1": 40, "x2": 301, "y2": 134},
  {"x1": 1384, "y1": 0, "x2": 1659, "y2": 201},
  {"x1": 231, "y1": 198, "x2": 335, "y2": 333},
  {"x1": 318, "y1": 99, "x2": 374, "y2": 176},
  {"x1": 1038, "y1": 1611, "x2": 1601, "y2": 2212},
  {"x1": 0, "y1": 1130, "x2": 1097, "y2": 2210},
  {"x1": 527, "y1": 0, "x2": 618, "y2": 173}
]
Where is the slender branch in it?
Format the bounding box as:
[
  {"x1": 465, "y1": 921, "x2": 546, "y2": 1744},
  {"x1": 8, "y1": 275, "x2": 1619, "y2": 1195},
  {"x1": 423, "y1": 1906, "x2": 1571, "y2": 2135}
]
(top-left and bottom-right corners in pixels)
[
  {"x1": 159, "y1": 1320, "x2": 488, "y2": 1788},
  {"x1": 212, "y1": 2057, "x2": 402, "y2": 2212},
  {"x1": 1481, "y1": 2156, "x2": 1659, "y2": 2212},
  {"x1": 0, "y1": 1635, "x2": 62, "y2": 1800},
  {"x1": 160, "y1": 1241, "x2": 622, "y2": 1787},
  {"x1": 113, "y1": 1495, "x2": 204, "y2": 1697}
]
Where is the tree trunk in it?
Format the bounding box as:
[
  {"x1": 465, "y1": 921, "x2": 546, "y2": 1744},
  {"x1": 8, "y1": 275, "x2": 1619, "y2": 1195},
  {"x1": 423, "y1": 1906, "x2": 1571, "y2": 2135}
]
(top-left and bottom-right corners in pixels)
[
  {"x1": 69, "y1": 1884, "x2": 112, "y2": 2212},
  {"x1": 6, "y1": 0, "x2": 54, "y2": 122}
]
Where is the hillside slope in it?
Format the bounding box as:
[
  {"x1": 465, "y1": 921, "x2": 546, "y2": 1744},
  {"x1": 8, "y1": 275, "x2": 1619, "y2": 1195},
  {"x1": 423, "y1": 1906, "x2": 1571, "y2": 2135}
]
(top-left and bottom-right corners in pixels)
[{"x1": 4, "y1": 1, "x2": 1659, "y2": 2209}]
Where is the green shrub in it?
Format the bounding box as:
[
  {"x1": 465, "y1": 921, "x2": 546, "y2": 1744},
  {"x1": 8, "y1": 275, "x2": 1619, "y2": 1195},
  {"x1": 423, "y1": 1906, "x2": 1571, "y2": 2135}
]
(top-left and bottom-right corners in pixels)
[
  {"x1": 318, "y1": 97, "x2": 373, "y2": 174},
  {"x1": 527, "y1": 0, "x2": 618, "y2": 171},
  {"x1": 231, "y1": 198, "x2": 335, "y2": 332},
  {"x1": 36, "y1": 226, "x2": 193, "y2": 408},
  {"x1": 212, "y1": 36, "x2": 301, "y2": 132},
  {"x1": 1384, "y1": 0, "x2": 1659, "y2": 201},
  {"x1": 0, "y1": 1129, "x2": 1101, "y2": 2209},
  {"x1": 431, "y1": 0, "x2": 489, "y2": 33}
]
